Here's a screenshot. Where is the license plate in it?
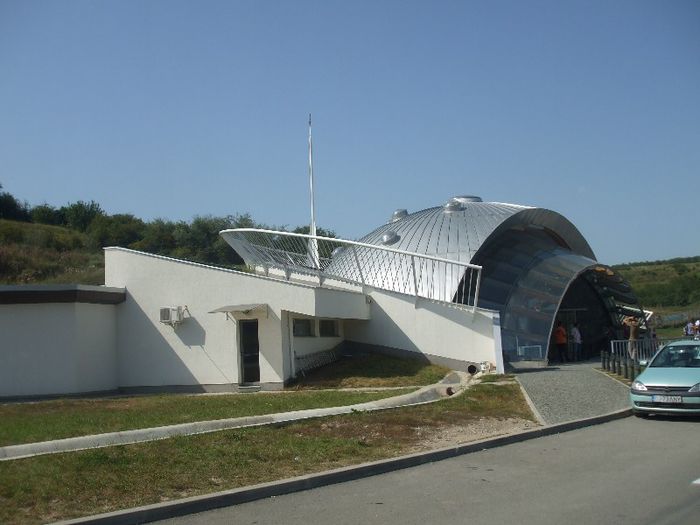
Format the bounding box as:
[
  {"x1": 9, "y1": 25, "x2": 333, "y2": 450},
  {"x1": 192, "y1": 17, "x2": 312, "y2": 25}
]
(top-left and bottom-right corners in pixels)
[{"x1": 651, "y1": 395, "x2": 682, "y2": 403}]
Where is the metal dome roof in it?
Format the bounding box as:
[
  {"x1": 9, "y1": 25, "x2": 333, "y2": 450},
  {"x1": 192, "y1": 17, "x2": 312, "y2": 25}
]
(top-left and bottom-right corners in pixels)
[{"x1": 358, "y1": 197, "x2": 596, "y2": 263}]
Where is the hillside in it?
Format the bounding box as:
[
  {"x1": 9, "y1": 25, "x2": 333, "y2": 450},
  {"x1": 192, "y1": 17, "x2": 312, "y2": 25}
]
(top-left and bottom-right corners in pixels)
[
  {"x1": 0, "y1": 220, "x2": 103, "y2": 284},
  {"x1": 613, "y1": 256, "x2": 700, "y2": 309},
  {"x1": 2, "y1": 218, "x2": 699, "y2": 322}
]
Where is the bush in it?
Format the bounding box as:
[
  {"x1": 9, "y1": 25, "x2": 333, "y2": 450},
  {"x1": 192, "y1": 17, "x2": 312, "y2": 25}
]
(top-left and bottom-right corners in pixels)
[{"x1": 637, "y1": 273, "x2": 700, "y2": 307}]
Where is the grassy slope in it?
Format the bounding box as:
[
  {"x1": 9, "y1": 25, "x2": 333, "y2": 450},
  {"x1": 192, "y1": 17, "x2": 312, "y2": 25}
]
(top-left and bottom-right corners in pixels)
[
  {"x1": 0, "y1": 219, "x2": 103, "y2": 284},
  {"x1": 1, "y1": 353, "x2": 447, "y2": 446},
  {"x1": 613, "y1": 257, "x2": 700, "y2": 285},
  {"x1": 0, "y1": 389, "x2": 415, "y2": 447},
  {"x1": 290, "y1": 354, "x2": 450, "y2": 389},
  {"x1": 612, "y1": 257, "x2": 700, "y2": 318}
]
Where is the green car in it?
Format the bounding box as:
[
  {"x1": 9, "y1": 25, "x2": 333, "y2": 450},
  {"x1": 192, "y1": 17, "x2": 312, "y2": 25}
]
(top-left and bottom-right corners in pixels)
[{"x1": 630, "y1": 339, "x2": 700, "y2": 416}]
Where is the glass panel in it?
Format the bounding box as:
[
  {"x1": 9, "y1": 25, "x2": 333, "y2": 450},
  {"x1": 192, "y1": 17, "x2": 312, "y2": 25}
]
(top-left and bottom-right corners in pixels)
[
  {"x1": 319, "y1": 320, "x2": 338, "y2": 337},
  {"x1": 293, "y1": 319, "x2": 314, "y2": 337}
]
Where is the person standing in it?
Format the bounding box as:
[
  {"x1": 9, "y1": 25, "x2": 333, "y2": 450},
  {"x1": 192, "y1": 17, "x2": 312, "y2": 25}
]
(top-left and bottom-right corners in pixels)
[
  {"x1": 685, "y1": 321, "x2": 694, "y2": 337},
  {"x1": 571, "y1": 322, "x2": 582, "y2": 361},
  {"x1": 623, "y1": 316, "x2": 639, "y2": 360},
  {"x1": 554, "y1": 321, "x2": 568, "y2": 363}
]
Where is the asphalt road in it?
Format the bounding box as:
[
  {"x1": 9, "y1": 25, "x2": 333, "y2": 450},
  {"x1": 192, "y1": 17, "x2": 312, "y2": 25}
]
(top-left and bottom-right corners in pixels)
[{"x1": 159, "y1": 416, "x2": 700, "y2": 525}]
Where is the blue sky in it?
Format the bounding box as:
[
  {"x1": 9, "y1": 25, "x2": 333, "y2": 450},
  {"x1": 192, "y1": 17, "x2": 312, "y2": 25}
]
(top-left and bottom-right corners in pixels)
[{"x1": 1, "y1": 0, "x2": 698, "y2": 264}]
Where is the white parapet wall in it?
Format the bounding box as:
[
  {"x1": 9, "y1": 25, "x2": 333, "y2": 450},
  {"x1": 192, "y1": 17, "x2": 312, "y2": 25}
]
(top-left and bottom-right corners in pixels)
[
  {"x1": 104, "y1": 248, "x2": 369, "y2": 390},
  {"x1": 344, "y1": 287, "x2": 503, "y2": 372},
  {"x1": 0, "y1": 302, "x2": 118, "y2": 398}
]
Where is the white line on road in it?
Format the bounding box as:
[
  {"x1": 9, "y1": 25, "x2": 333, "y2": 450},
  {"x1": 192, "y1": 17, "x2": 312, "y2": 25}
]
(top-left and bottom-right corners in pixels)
[{"x1": 692, "y1": 478, "x2": 700, "y2": 486}]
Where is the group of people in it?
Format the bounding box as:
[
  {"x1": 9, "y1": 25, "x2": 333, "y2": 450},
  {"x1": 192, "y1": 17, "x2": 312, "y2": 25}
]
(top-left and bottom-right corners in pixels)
[
  {"x1": 552, "y1": 316, "x2": 644, "y2": 363},
  {"x1": 684, "y1": 319, "x2": 700, "y2": 337},
  {"x1": 553, "y1": 321, "x2": 583, "y2": 363}
]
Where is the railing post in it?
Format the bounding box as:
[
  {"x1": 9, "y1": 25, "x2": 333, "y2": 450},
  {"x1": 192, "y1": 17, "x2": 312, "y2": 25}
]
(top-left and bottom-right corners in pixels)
[
  {"x1": 351, "y1": 246, "x2": 365, "y2": 288},
  {"x1": 410, "y1": 255, "x2": 419, "y2": 301},
  {"x1": 472, "y1": 268, "x2": 482, "y2": 313}
]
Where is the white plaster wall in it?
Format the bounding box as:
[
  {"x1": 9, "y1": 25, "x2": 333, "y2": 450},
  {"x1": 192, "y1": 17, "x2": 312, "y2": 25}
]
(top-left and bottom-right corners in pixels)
[
  {"x1": 288, "y1": 315, "x2": 344, "y2": 358},
  {"x1": 0, "y1": 303, "x2": 117, "y2": 397},
  {"x1": 314, "y1": 287, "x2": 370, "y2": 319},
  {"x1": 104, "y1": 248, "x2": 367, "y2": 387},
  {"x1": 344, "y1": 289, "x2": 501, "y2": 370}
]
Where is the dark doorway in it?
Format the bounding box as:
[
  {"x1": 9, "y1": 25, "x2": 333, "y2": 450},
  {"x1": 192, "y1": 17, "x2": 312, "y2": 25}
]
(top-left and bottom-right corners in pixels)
[
  {"x1": 239, "y1": 320, "x2": 260, "y2": 383},
  {"x1": 548, "y1": 273, "x2": 616, "y2": 362}
]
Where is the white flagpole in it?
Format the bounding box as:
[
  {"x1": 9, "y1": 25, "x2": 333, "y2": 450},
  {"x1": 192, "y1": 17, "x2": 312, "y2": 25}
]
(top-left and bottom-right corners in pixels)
[{"x1": 308, "y1": 114, "x2": 320, "y2": 268}]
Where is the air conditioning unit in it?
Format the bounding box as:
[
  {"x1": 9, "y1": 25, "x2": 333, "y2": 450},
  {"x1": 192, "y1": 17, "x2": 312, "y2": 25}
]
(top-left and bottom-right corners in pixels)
[{"x1": 159, "y1": 306, "x2": 184, "y2": 326}]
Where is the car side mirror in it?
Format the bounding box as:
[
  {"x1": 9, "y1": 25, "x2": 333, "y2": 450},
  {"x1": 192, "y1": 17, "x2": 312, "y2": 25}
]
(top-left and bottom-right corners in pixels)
[{"x1": 639, "y1": 360, "x2": 648, "y2": 367}]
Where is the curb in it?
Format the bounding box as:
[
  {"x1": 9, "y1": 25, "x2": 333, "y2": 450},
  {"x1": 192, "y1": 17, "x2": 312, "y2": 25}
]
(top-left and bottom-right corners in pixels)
[
  {"x1": 53, "y1": 407, "x2": 632, "y2": 525},
  {"x1": 591, "y1": 365, "x2": 633, "y2": 388},
  {"x1": 514, "y1": 377, "x2": 547, "y2": 425}
]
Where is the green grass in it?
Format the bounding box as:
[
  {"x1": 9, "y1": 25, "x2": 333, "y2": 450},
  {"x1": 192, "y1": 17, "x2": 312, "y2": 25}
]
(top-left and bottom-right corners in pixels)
[
  {"x1": 477, "y1": 374, "x2": 515, "y2": 383},
  {"x1": 0, "y1": 382, "x2": 533, "y2": 525},
  {"x1": 0, "y1": 353, "x2": 450, "y2": 446},
  {"x1": 0, "y1": 390, "x2": 413, "y2": 447},
  {"x1": 613, "y1": 258, "x2": 700, "y2": 309},
  {"x1": 290, "y1": 353, "x2": 450, "y2": 389},
  {"x1": 0, "y1": 219, "x2": 103, "y2": 284},
  {"x1": 0, "y1": 219, "x2": 86, "y2": 251},
  {"x1": 655, "y1": 326, "x2": 691, "y2": 339}
]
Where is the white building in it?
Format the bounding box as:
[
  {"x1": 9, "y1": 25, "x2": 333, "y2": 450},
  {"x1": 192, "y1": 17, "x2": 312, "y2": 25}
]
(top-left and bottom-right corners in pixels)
[{"x1": 0, "y1": 196, "x2": 641, "y2": 399}]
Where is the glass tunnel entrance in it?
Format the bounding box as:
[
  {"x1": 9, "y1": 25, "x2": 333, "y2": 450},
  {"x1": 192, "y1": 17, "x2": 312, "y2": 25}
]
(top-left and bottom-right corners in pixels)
[
  {"x1": 548, "y1": 272, "x2": 619, "y2": 363},
  {"x1": 464, "y1": 227, "x2": 644, "y2": 368}
]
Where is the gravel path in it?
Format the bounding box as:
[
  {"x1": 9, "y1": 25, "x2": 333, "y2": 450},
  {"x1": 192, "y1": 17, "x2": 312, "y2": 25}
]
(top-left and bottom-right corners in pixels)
[{"x1": 514, "y1": 361, "x2": 630, "y2": 425}]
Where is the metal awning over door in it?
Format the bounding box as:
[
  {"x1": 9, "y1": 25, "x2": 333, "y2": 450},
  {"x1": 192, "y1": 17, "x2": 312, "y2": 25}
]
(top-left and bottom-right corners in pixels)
[{"x1": 208, "y1": 304, "x2": 268, "y2": 319}]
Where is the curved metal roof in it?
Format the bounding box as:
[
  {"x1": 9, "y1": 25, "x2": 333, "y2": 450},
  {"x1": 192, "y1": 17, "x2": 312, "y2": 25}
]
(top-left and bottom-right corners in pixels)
[{"x1": 358, "y1": 197, "x2": 596, "y2": 264}]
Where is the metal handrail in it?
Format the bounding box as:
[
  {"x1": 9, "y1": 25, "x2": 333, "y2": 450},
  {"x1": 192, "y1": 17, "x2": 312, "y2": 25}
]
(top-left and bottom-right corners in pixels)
[
  {"x1": 609, "y1": 337, "x2": 695, "y2": 362},
  {"x1": 222, "y1": 228, "x2": 484, "y2": 270},
  {"x1": 220, "y1": 228, "x2": 483, "y2": 311}
]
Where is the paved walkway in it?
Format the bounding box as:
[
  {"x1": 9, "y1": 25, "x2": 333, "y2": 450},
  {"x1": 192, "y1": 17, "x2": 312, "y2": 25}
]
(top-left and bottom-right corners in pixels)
[{"x1": 514, "y1": 360, "x2": 631, "y2": 425}]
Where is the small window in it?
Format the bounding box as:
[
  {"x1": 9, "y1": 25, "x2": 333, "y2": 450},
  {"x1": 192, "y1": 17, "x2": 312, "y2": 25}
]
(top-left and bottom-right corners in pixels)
[
  {"x1": 319, "y1": 319, "x2": 339, "y2": 337},
  {"x1": 293, "y1": 319, "x2": 314, "y2": 337}
]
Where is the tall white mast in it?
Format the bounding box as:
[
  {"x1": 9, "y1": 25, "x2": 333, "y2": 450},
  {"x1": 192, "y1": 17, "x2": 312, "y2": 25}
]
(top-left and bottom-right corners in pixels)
[
  {"x1": 308, "y1": 114, "x2": 320, "y2": 268},
  {"x1": 308, "y1": 114, "x2": 317, "y2": 238}
]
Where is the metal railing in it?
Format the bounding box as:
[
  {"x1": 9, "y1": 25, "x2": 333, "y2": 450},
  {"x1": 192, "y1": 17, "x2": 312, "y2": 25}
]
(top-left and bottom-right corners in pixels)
[
  {"x1": 610, "y1": 339, "x2": 659, "y2": 363},
  {"x1": 220, "y1": 228, "x2": 483, "y2": 310},
  {"x1": 603, "y1": 337, "x2": 696, "y2": 380}
]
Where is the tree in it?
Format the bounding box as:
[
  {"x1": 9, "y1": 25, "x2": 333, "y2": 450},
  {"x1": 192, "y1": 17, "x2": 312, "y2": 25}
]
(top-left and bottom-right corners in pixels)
[
  {"x1": 292, "y1": 225, "x2": 336, "y2": 238},
  {"x1": 0, "y1": 185, "x2": 31, "y2": 222},
  {"x1": 31, "y1": 204, "x2": 65, "y2": 226},
  {"x1": 61, "y1": 200, "x2": 104, "y2": 232},
  {"x1": 87, "y1": 214, "x2": 146, "y2": 248},
  {"x1": 131, "y1": 219, "x2": 178, "y2": 254}
]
